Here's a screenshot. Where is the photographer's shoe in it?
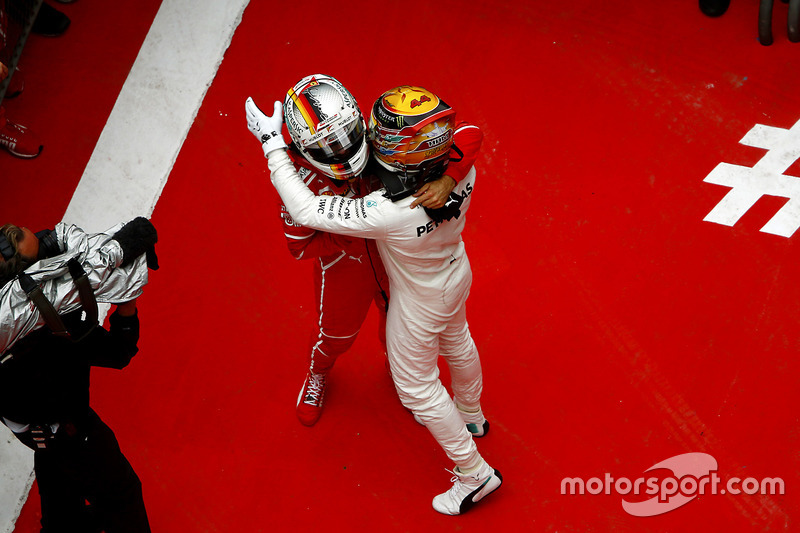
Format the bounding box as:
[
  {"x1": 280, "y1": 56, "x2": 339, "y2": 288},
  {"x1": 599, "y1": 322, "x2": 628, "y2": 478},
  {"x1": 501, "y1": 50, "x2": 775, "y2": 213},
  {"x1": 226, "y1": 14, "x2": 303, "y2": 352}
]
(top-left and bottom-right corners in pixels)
[
  {"x1": 0, "y1": 110, "x2": 43, "y2": 158},
  {"x1": 296, "y1": 372, "x2": 327, "y2": 426},
  {"x1": 432, "y1": 461, "x2": 503, "y2": 515}
]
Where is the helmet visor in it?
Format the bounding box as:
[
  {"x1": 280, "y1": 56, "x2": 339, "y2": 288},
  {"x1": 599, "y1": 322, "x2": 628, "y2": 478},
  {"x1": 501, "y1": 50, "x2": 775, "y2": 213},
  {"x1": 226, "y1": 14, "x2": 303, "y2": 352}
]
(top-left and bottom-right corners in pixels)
[{"x1": 304, "y1": 119, "x2": 365, "y2": 165}]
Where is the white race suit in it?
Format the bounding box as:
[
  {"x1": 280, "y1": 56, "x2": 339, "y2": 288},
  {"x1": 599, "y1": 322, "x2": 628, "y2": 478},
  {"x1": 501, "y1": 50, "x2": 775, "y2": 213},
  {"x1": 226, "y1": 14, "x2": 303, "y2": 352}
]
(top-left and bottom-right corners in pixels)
[{"x1": 267, "y1": 148, "x2": 485, "y2": 470}]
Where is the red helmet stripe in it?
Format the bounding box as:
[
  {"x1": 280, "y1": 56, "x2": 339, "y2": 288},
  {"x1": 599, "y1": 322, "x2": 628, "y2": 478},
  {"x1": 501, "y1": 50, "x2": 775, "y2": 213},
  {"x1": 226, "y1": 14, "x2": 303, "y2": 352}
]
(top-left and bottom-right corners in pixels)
[
  {"x1": 329, "y1": 162, "x2": 352, "y2": 179},
  {"x1": 287, "y1": 81, "x2": 323, "y2": 135}
]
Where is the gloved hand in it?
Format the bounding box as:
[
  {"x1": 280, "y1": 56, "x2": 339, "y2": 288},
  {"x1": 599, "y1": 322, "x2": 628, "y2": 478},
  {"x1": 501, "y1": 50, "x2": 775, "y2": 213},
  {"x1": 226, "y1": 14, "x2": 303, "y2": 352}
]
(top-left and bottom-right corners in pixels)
[
  {"x1": 112, "y1": 217, "x2": 159, "y2": 270},
  {"x1": 245, "y1": 97, "x2": 287, "y2": 157}
]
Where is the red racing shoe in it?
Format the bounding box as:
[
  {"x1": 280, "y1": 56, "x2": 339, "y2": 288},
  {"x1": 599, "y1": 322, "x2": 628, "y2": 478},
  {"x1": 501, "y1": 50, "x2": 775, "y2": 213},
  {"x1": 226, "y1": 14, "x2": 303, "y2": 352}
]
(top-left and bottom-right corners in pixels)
[
  {"x1": 0, "y1": 108, "x2": 43, "y2": 158},
  {"x1": 296, "y1": 372, "x2": 327, "y2": 426}
]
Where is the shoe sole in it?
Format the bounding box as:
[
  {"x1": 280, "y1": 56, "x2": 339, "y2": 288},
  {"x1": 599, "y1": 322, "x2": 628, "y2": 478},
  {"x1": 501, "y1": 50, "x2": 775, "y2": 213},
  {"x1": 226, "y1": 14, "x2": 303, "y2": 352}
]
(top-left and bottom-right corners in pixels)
[
  {"x1": 3, "y1": 146, "x2": 42, "y2": 159},
  {"x1": 296, "y1": 413, "x2": 320, "y2": 426}
]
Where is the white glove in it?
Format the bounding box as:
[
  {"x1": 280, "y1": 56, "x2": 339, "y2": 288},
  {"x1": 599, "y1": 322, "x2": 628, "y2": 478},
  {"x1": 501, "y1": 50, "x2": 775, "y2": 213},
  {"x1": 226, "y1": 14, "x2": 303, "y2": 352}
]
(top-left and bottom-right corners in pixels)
[{"x1": 245, "y1": 97, "x2": 287, "y2": 157}]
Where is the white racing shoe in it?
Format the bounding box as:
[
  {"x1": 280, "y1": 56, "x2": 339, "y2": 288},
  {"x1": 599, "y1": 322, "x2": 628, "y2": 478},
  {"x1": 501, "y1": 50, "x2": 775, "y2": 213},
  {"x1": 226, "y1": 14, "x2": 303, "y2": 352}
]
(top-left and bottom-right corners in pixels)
[
  {"x1": 457, "y1": 404, "x2": 490, "y2": 437},
  {"x1": 432, "y1": 460, "x2": 503, "y2": 515}
]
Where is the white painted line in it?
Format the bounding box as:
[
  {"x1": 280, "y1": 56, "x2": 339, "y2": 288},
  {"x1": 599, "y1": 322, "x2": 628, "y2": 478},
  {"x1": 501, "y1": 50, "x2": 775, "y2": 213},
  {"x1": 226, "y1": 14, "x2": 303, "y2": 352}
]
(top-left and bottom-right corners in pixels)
[
  {"x1": 0, "y1": 1, "x2": 249, "y2": 531},
  {"x1": 63, "y1": 0, "x2": 249, "y2": 232},
  {"x1": 0, "y1": 434, "x2": 33, "y2": 533}
]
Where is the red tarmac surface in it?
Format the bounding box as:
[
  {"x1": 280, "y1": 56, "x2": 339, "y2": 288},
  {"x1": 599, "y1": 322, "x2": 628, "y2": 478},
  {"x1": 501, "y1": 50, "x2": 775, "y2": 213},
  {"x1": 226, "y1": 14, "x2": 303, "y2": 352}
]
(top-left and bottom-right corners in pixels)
[{"x1": 2, "y1": 1, "x2": 798, "y2": 531}]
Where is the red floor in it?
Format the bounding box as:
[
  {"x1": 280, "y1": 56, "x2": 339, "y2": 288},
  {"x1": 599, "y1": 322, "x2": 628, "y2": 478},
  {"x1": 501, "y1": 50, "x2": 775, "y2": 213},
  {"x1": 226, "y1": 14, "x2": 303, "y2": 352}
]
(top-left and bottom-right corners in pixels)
[{"x1": 4, "y1": 1, "x2": 799, "y2": 531}]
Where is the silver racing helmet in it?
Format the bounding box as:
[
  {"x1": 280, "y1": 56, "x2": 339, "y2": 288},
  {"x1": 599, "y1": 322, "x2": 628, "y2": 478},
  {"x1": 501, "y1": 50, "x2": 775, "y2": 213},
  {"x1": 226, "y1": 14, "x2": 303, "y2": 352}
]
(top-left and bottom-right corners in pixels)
[{"x1": 283, "y1": 74, "x2": 369, "y2": 180}]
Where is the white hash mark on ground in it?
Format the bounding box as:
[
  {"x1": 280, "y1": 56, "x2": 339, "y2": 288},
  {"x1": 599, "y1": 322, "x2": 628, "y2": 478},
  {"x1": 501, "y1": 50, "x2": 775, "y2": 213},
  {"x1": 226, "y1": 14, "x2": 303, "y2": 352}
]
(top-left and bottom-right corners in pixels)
[{"x1": 704, "y1": 118, "x2": 800, "y2": 237}]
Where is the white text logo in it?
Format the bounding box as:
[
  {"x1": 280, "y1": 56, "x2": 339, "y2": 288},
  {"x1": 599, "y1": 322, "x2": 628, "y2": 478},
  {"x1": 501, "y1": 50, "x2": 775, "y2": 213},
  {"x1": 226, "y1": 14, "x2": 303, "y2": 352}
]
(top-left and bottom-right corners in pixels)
[{"x1": 561, "y1": 452, "x2": 785, "y2": 517}]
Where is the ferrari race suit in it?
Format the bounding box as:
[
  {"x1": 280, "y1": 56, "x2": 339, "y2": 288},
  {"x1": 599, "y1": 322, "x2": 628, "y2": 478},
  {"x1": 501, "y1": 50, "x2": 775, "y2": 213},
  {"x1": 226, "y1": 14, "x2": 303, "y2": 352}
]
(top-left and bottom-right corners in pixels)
[
  {"x1": 279, "y1": 158, "x2": 389, "y2": 375},
  {"x1": 268, "y1": 123, "x2": 486, "y2": 470}
]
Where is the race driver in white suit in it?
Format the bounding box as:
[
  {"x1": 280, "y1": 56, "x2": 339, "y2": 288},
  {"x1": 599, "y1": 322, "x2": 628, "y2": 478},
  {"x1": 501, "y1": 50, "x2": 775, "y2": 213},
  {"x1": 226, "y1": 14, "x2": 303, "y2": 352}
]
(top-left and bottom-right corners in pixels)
[{"x1": 245, "y1": 85, "x2": 502, "y2": 515}]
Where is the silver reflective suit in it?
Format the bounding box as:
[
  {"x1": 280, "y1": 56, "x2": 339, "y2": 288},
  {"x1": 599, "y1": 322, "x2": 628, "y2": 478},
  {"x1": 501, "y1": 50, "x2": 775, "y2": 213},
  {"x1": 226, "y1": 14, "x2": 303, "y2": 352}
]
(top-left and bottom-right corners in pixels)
[{"x1": 1, "y1": 222, "x2": 149, "y2": 355}]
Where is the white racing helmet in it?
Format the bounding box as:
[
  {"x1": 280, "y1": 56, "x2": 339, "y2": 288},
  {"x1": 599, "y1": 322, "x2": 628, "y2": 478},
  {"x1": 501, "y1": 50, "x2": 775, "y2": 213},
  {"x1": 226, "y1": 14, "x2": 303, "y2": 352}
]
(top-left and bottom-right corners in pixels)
[{"x1": 283, "y1": 74, "x2": 368, "y2": 180}]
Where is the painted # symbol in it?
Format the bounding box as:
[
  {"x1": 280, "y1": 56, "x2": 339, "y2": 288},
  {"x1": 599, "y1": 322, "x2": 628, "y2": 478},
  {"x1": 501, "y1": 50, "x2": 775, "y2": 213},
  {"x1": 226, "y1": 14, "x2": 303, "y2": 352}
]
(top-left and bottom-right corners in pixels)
[{"x1": 703, "y1": 118, "x2": 800, "y2": 237}]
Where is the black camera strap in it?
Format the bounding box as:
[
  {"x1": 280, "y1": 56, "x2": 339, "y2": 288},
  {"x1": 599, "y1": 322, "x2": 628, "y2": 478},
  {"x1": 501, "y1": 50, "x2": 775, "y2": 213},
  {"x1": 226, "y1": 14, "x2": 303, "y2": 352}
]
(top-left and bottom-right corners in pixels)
[
  {"x1": 67, "y1": 258, "x2": 99, "y2": 337},
  {"x1": 18, "y1": 272, "x2": 70, "y2": 339},
  {"x1": 16, "y1": 258, "x2": 98, "y2": 342}
]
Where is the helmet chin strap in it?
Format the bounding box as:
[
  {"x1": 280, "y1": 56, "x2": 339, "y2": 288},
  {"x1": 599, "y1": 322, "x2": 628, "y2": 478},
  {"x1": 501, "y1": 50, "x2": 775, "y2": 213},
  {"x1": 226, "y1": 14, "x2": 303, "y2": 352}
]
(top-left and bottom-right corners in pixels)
[
  {"x1": 371, "y1": 156, "x2": 451, "y2": 203},
  {"x1": 371, "y1": 158, "x2": 419, "y2": 202}
]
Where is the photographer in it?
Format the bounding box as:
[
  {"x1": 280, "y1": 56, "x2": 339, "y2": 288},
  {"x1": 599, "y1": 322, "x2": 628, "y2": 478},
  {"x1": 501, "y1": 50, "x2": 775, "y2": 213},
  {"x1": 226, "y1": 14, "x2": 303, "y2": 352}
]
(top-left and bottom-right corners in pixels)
[{"x1": 0, "y1": 219, "x2": 157, "y2": 533}]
